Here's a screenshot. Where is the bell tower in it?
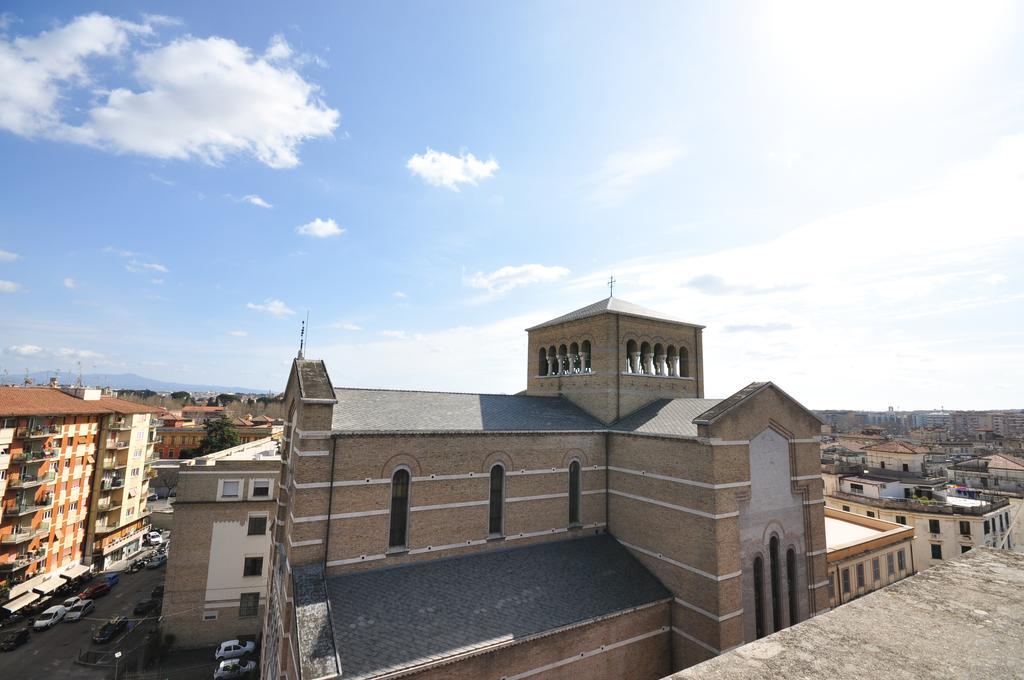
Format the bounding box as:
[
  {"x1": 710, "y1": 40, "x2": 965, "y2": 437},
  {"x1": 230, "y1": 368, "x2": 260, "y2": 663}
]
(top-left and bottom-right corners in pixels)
[{"x1": 525, "y1": 297, "x2": 704, "y2": 423}]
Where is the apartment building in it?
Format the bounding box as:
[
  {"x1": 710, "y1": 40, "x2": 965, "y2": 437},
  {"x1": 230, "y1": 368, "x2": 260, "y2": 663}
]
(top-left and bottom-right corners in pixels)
[
  {"x1": 156, "y1": 416, "x2": 282, "y2": 459},
  {"x1": 162, "y1": 437, "x2": 280, "y2": 648},
  {"x1": 0, "y1": 385, "x2": 156, "y2": 605},
  {"x1": 263, "y1": 297, "x2": 829, "y2": 680},
  {"x1": 824, "y1": 507, "x2": 915, "y2": 608},
  {"x1": 823, "y1": 467, "x2": 1012, "y2": 571}
]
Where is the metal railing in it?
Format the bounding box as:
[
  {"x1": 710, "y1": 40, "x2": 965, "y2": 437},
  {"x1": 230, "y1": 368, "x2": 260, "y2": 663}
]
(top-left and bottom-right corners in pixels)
[
  {"x1": 830, "y1": 490, "x2": 1009, "y2": 516},
  {"x1": 7, "y1": 471, "x2": 56, "y2": 488},
  {"x1": 12, "y1": 448, "x2": 59, "y2": 463},
  {"x1": 106, "y1": 439, "x2": 130, "y2": 449}
]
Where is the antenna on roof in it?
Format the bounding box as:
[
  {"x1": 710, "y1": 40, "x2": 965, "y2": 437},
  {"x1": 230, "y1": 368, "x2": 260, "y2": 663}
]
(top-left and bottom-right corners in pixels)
[
  {"x1": 298, "y1": 313, "x2": 308, "y2": 360},
  {"x1": 76, "y1": 361, "x2": 83, "y2": 387},
  {"x1": 608, "y1": 274, "x2": 616, "y2": 298}
]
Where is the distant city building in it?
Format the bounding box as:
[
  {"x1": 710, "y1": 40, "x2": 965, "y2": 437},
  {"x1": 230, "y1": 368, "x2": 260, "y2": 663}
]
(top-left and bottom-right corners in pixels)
[
  {"x1": 161, "y1": 437, "x2": 280, "y2": 648},
  {"x1": 155, "y1": 414, "x2": 283, "y2": 459},
  {"x1": 823, "y1": 507, "x2": 915, "y2": 608}
]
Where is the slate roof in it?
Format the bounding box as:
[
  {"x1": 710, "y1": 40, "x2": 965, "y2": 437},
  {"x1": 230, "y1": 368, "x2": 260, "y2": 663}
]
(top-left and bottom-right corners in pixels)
[
  {"x1": 862, "y1": 440, "x2": 931, "y2": 455},
  {"x1": 292, "y1": 563, "x2": 341, "y2": 680},
  {"x1": 331, "y1": 388, "x2": 605, "y2": 433},
  {"x1": 612, "y1": 398, "x2": 723, "y2": 437},
  {"x1": 296, "y1": 359, "x2": 336, "y2": 400},
  {"x1": 314, "y1": 535, "x2": 669, "y2": 680},
  {"x1": 526, "y1": 296, "x2": 704, "y2": 331}
]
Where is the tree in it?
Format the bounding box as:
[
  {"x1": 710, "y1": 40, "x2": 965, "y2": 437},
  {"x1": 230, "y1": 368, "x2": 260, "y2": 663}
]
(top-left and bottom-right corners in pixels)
[
  {"x1": 215, "y1": 393, "x2": 239, "y2": 407},
  {"x1": 170, "y1": 391, "x2": 190, "y2": 401},
  {"x1": 192, "y1": 416, "x2": 241, "y2": 457}
]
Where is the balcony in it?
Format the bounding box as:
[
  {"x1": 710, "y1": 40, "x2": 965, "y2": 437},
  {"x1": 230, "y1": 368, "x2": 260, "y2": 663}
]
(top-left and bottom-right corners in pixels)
[
  {"x1": 830, "y1": 490, "x2": 1009, "y2": 516},
  {"x1": 100, "y1": 477, "x2": 125, "y2": 491},
  {"x1": 6, "y1": 472, "x2": 56, "y2": 490},
  {"x1": 11, "y1": 448, "x2": 59, "y2": 464},
  {"x1": 0, "y1": 550, "x2": 44, "y2": 572},
  {"x1": 15, "y1": 425, "x2": 61, "y2": 439},
  {"x1": 109, "y1": 419, "x2": 131, "y2": 431},
  {"x1": 94, "y1": 519, "x2": 123, "y2": 534},
  {"x1": 9, "y1": 495, "x2": 52, "y2": 515},
  {"x1": 1, "y1": 522, "x2": 49, "y2": 544},
  {"x1": 96, "y1": 498, "x2": 122, "y2": 513},
  {"x1": 100, "y1": 456, "x2": 128, "y2": 470},
  {"x1": 105, "y1": 438, "x2": 129, "y2": 450}
]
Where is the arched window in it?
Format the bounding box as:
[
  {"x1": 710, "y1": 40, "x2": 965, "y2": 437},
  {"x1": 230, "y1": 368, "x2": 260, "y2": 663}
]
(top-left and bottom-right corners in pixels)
[
  {"x1": 679, "y1": 346, "x2": 689, "y2": 377},
  {"x1": 568, "y1": 461, "x2": 581, "y2": 525},
  {"x1": 538, "y1": 347, "x2": 548, "y2": 376},
  {"x1": 770, "y1": 536, "x2": 782, "y2": 632},
  {"x1": 653, "y1": 343, "x2": 665, "y2": 375},
  {"x1": 625, "y1": 339, "x2": 638, "y2": 373},
  {"x1": 666, "y1": 345, "x2": 678, "y2": 377},
  {"x1": 786, "y1": 548, "x2": 798, "y2": 626},
  {"x1": 558, "y1": 344, "x2": 568, "y2": 375},
  {"x1": 388, "y1": 469, "x2": 410, "y2": 549},
  {"x1": 488, "y1": 465, "x2": 504, "y2": 536},
  {"x1": 639, "y1": 342, "x2": 652, "y2": 374},
  {"x1": 753, "y1": 556, "x2": 765, "y2": 639},
  {"x1": 581, "y1": 340, "x2": 592, "y2": 373},
  {"x1": 548, "y1": 346, "x2": 557, "y2": 375},
  {"x1": 569, "y1": 342, "x2": 580, "y2": 374}
]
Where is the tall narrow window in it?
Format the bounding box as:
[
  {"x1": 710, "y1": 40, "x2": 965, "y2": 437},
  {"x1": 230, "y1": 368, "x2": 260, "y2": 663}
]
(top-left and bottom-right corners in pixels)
[
  {"x1": 786, "y1": 548, "x2": 798, "y2": 626},
  {"x1": 488, "y1": 465, "x2": 504, "y2": 536},
  {"x1": 568, "y1": 461, "x2": 581, "y2": 525},
  {"x1": 769, "y1": 536, "x2": 781, "y2": 632},
  {"x1": 388, "y1": 469, "x2": 410, "y2": 549},
  {"x1": 753, "y1": 556, "x2": 765, "y2": 639}
]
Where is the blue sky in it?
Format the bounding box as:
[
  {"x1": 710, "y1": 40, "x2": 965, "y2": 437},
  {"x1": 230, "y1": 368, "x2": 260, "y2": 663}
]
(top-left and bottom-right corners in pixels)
[{"x1": 1, "y1": 1, "x2": 1022, "y2": 409}]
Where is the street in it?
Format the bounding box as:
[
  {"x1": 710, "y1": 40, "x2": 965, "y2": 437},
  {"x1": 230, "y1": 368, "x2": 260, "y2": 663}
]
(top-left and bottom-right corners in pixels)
[{"x1": 0, "y1": 563, "x2": 166, "y2": 680}]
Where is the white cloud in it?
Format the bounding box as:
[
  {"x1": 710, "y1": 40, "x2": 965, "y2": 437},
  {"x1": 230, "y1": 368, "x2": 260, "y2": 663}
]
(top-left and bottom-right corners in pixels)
[
  {"x1": 242, "y1": 194, "x2": 272, "y2": 209},
  {"x1": 379, "y1": 330, "x2": 408, "y2": 339},
  {"x1": 228, "y1": 330, "x2": 248, "y2": 337},
  {"x1": 246, "y1": 298, "x2": 295, "y2": 318},
  {"x1": 126, "y1": 259, "x2": 168, "y2": 273},
  {"x1": 264, "y1": 34, "x2": 292, "y2": 62},
  {"x1": 567, "y1": 134, "x2": 1024, "y2": 409},
  {"x1": 406, "y1": 148, "x2": 499, "y2": 190},
  {"x1": 0, "y1": 249, "x2": 19, "y2": 261},
  {"x1": 584, "y1": 143, "x2": 682, "y2": 206},
  {"x1": 0, "y1": 279, "x2": 20, "y2": 292},
  {"x1": 102, "y1": 246, "x2": 139, "y2": 258},
  {"x1": 296, "y1": 217, "x2": 343, "y2": 238},
  {"x1": 7, "y1": 344, "x2": 43, "y2": 356},
  {"x1": 0, "y1": 17, "x2": 339, "y2": 168},
  {"x1": 328, "y1": 322, "x2": 362, "y2": 331},
  {"x1": 393, "y1": 291, "x2": 408, "y2": 300},
  {"x1": 148, "y1": 173, "x2": 175, "y2": 186},
  {"x1": 463, "y1": 264, "x2": 570, "y2": 296},
  {"x1": 63, "y1": 277, "x2": 76, "y2": 289},
  {"x1": 54, "y1": 347, "x2": 102, "y2": 359}
]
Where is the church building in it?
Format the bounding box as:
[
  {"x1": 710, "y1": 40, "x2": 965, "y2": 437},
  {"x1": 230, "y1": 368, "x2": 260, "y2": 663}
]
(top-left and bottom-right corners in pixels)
[{"x1": 262, "y1": 297, "x2": 828, "y2": 679}]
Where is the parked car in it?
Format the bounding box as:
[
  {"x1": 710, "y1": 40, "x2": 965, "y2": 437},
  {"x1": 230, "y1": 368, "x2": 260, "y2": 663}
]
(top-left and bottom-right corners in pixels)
[
  {"x1": 151, "y1": 585, "x2": 164, "y2": 599},
  {"x1": 214, "y1": 659, "x2": 257, "y2": 679},
  {"x1": 63, "y1": 596, "x2": 82, "y2": 609},
  {"x1": 0, "y1": 628, "x2": 30, "y2": 651},
  {"x1": 80, "y1": 582, "x2": 111, "y2": 599},
  {"x1": 144, "y1": 531, "x2": 163, "y2": 546},
  {"x1": 99, "y1": 572, "x2": 120, "y2": 587},
  {"x1": 214, "y1": 639, "x2": 256, "y2": 660},
  {"x1": 147, "y1": 554, "x2": 168, "y2": 569},
  {"x1": 65, "y1": 599, "x2": 95, "y2": 622},
  {"x1": 32, "y1": 606, "x2": 67, "y2": 631},
  {"x1": 132, "y1": 599, "x2": 161, "y2": 616},
  {"x1": 146, "y1": 492, "x2": 158, "y2": 502},
  {"x1": 92, "y1": 617, "x2": 130, "y2": 644}
]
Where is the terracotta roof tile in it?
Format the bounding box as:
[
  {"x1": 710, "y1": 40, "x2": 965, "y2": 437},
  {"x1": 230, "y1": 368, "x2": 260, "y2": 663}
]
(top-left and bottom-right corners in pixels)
[{"x1": 0, "y1": 387, "x2": 158, "y2": 416}]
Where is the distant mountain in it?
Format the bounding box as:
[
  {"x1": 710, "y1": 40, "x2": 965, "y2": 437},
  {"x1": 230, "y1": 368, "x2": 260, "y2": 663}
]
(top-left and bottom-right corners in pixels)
[{"x1": 21, "y1": 371, "x2": 267, "y2": 395}]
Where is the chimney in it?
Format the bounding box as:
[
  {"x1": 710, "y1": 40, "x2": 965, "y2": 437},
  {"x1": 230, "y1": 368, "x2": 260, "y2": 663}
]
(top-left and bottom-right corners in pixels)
[{"x1": 49, "y1": 377, "x2": 60, "y2": 388}]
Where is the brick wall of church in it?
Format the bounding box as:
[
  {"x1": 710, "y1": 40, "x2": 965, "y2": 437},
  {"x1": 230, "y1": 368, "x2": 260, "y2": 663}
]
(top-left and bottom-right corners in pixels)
[{"x1": 406, "y1": 600, "x2": 671, "y2": 680}]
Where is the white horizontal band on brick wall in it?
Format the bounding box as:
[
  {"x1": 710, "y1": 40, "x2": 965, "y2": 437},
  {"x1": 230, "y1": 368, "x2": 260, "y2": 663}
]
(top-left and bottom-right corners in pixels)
[
  {"x1": 617, "y1": 539, "x2": 742, "y2": 582},
  {"x1": 608, "y1": 489, "x2": 739, "y2": 519},
  {"x1": 674, "y1": 598, "x2": 743, "y2": 623},
  {"x1": 608, "y1": 465, "x2": 750, "y2": 490},
  {"x1": 290, "y1": 509, "x2": 388, "y2": 523},
  {"x1": 806, "y1": 548, "x2": 827, "y2": 557},
  {"x1": 288, "y1": 538, "x2": 323, "y2": 548},
  {"x1": 410, "y1": 500, "x2": 489, "y2": 512},
  {"x1": 296, "y1": 450, "x2": 330, "y2": 457},
  {"x1": 506, "y1": 493, "x2": 566, "y2": 503},
  {"x1": 290, "y1": 465, "x2": 606, "y2": 490},
  {"x1": 791, "y1": 474, "x2": 822, "y2": 481},
  {"x1": 581, "y1": 489, "x2": 604, "y2": 495},
  {"x1": 700, "y1": 438, "x2": 750, "y2": 446},
  {"x1": 180, "y1": 469, "x2": 274, "y2": 475},
  {"x1": 790, "y1": 438, "x2": 821, "y2": 444},
  {"x1": 505, "y1": 527, "x2": 569, "y2": 541},
  {"x1": 408, "y1": 539, "x2": 488, "y2": 555},
  {"x1": 504, "y1": 626, "x2": 669, "y2": 680},
  {"x1": 803, "y1": 499, "x2": 825, "y2": 505},
  {"x1": 812, "y1": 580, "x2": 830, "y2": 589},
  {"x1": 325, "y1": 553, "x2": 386, "y2": 567}
]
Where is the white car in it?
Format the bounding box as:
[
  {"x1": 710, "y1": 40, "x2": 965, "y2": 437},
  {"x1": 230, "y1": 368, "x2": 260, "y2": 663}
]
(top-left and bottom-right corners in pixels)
[
  {"x1": 63, "y1": 596, "x2": 82, "y2": 609},
  {"x1": 65, "y1": 598, "x2": 95, "y2": 622},
  {"x1": 214, "y1": 659, "x2": 257, "y2": 679},
  {"x1": 33, "y1": 605, "x2": 67, "y2": 630},
  {"x1": 214, "y1": 639, "x2": 256, "y2": 660},
  {"x1": 145, "y1": 531, "x2": 163, "y2": 545}
]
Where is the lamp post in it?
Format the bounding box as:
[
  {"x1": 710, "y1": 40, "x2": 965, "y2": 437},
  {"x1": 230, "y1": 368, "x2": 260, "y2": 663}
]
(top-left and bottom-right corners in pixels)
[{"x1": 114, "y1": 650, "x2": 122, "y2": 679}]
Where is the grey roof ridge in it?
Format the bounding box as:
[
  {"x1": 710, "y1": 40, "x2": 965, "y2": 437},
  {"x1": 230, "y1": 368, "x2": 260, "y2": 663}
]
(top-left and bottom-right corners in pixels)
[
  {"x1": 332, "y1": 386, "x2": 573, "y2": 399},
  {"x1": 525, "y1": 296, "x2": 705, "y2": 332},
  {"x1": 693, "y1": 381, "x2": 824, "y2": 426},
  {"x1": 295, "y1": 357, "x2": 337, "y2": 401},
  {"x1": 333, "y1": 428, "x2": 607, "y2": 437}
]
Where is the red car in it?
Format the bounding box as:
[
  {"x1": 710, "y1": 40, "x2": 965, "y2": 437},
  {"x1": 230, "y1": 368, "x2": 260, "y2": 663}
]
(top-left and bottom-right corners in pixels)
[{"x1": 79, "y1": 582, "x2": 111, "y2": 599}]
